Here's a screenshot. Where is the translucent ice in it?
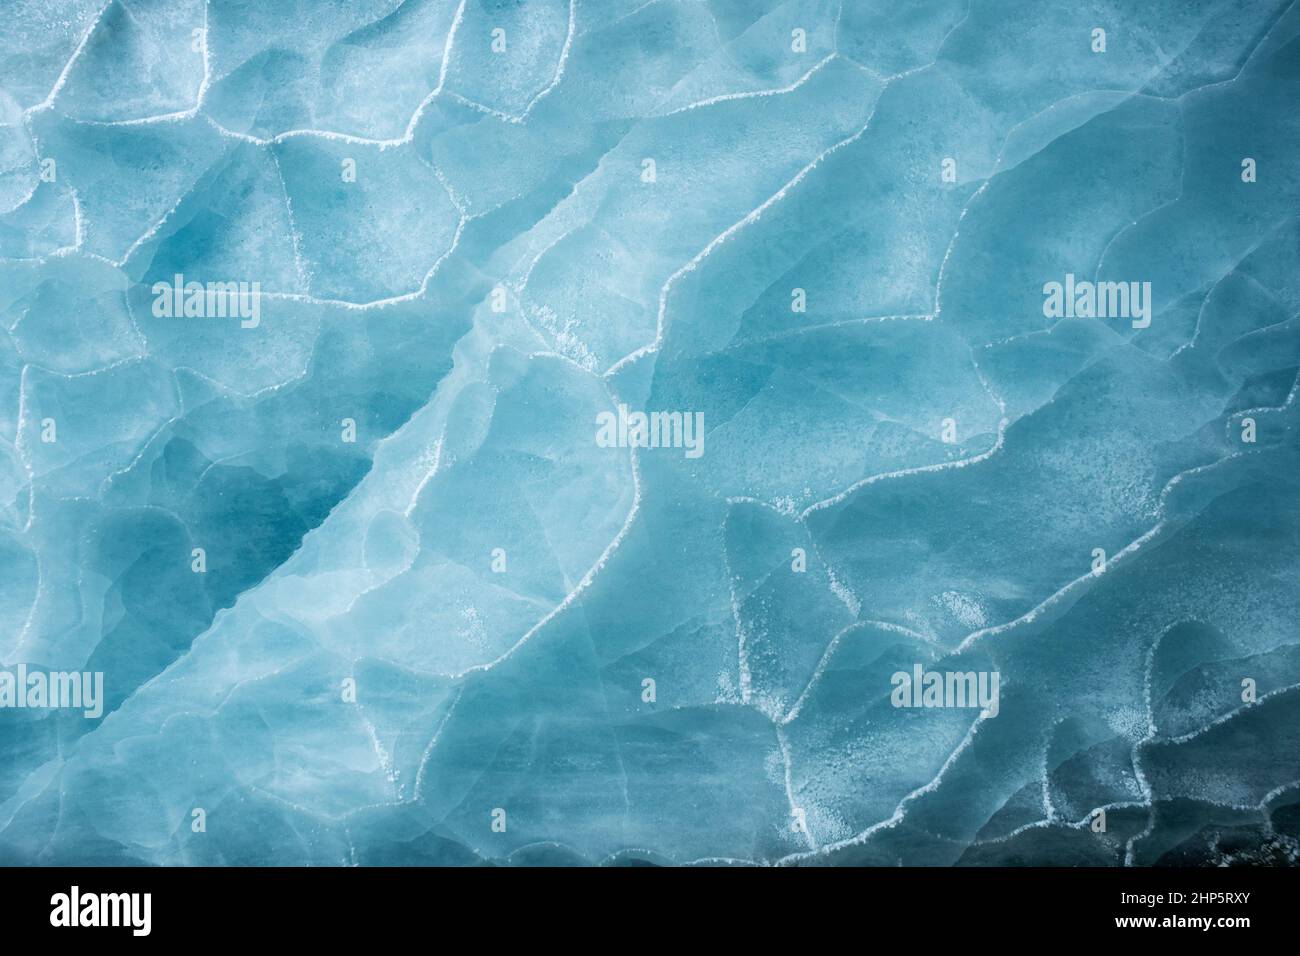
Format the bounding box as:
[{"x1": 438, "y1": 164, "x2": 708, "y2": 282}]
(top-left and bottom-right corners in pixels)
[{"x1": 0, "y1": 0, "x2": 1298, "y2": 867}]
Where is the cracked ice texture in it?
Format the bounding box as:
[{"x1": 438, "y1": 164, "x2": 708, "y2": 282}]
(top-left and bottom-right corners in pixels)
[{"x1": 0, "y1": 0, "x2": 1298, "y2": 867}]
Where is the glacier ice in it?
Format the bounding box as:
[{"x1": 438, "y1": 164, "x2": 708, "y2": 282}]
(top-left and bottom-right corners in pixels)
[{"x1": 0, "y1": 0, "x2": 1298, "y2": 867}]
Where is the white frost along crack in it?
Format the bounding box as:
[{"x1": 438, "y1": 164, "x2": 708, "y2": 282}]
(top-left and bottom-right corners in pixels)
[
  {"x1": 566, "y1": 349, "x2": 1296, "y2": 866},
  {"x1": 771, "y1": 176, "x2": 1300, "y2": 864},
  {"x1": 3, "y1": 0, "x2": 628, "y2": 820},
  {"x1": 1094, "y1": 0, "x2": 1300, "y2": 287},
  {"x1": 443, "y1": 0, "x2": 576, "y2": 125},
  {"x1": 801, "y1": 93, "x2": 1192, "y2": 519},
  {"x1": 746, "y1": 89, "x2": 1192, "y2": 527},
  {"x1": 956, "y1": 376, "x2": 1298, "y2": 656},
  {"x1": 777, "y1": 386, "x2": 1299, "y2": 866},
  {"x1": 790, "y1": 18, "x2": 1298, "y2": 620},
  {"x1": 603, "y1": 88, "x2": 886, "y2": 380},
  {"x1": 656, "y1": 52, "x2": 837, "y2": 117},
  {"x1": 15, "y1": 1, "x2": 469, "y2": 289},
  {"x1": 15, "y1": 12, "x2": 478, "y2": 312},
  {"x1": 23, "y1": 354, "x2": 640, "y2": 813},
  {"x1": 35, "y1": 0, "x2": 469, "y2": 146}
]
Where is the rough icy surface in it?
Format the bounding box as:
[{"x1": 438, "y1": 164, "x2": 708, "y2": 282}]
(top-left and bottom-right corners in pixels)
[{"x1": 0, "y1": 0, "x2": 1298, "y2": 866}]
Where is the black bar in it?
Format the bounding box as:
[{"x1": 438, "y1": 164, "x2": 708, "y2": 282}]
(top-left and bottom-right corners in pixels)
[{"x1": 3, "y1": 865, "x2": 1288, "y2": 941}]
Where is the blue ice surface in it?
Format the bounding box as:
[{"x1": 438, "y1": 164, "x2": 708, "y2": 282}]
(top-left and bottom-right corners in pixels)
[{"x1": 0, "y1": 0, "x2": 1298, "y2": 867}]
